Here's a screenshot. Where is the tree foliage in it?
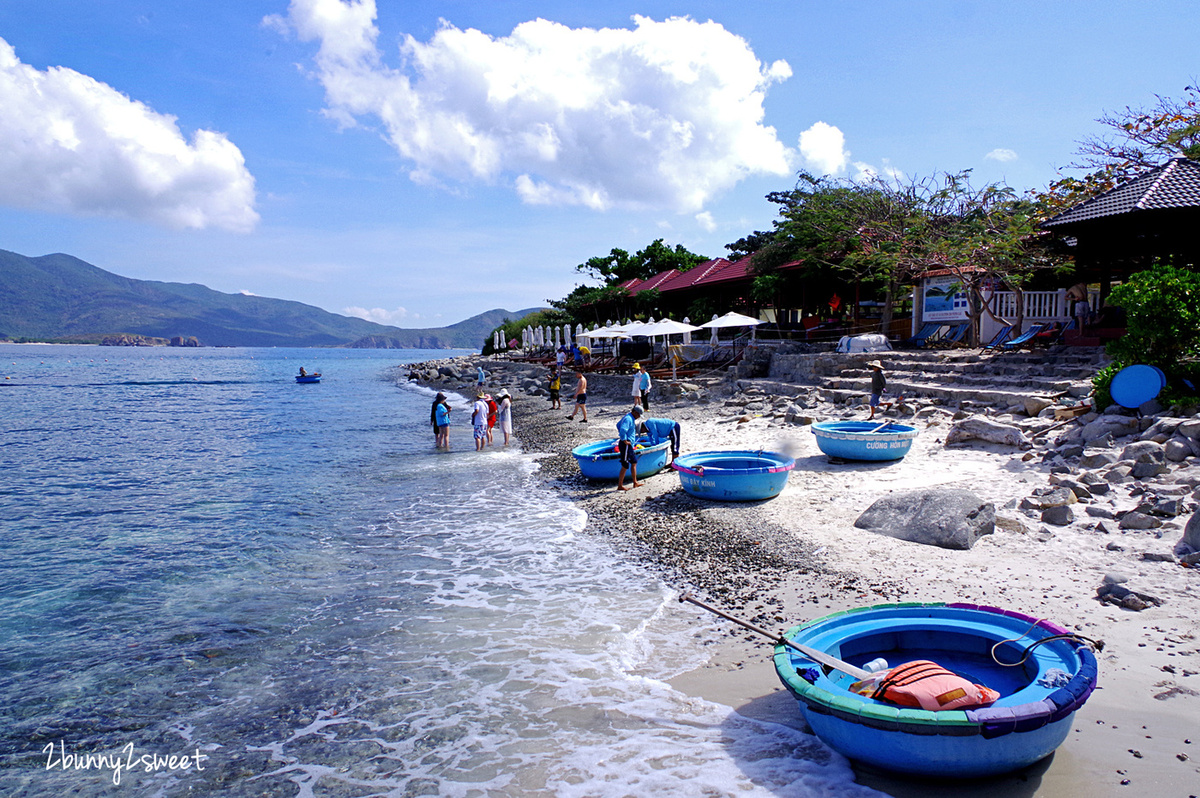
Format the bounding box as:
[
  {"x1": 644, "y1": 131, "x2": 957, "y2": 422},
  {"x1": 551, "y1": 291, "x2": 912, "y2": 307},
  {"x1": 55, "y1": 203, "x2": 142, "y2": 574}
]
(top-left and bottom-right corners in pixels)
[
  {"x1": 1036, "y1": 84, "x2": 1200, "y2": 217},
  {"x1": 1106, "y1": 262, "x2": 1200, "y2": 367},
  {"x1": 575, "y1": 239, "x2": 708, "y2": 286}
]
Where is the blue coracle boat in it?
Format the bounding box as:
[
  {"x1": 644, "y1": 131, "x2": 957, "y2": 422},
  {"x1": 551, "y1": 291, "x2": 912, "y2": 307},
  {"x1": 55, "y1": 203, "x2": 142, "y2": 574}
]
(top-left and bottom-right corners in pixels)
[
  {"x1": 671, "y1": 450, "x2": 795, "y2": 501},
  {"x1": 811, "y1": 420, "x2": 918, "y2": 461},
  {"x1": 571, "y1": 436, "x2": 670, "y2": 480},
  {"x1": 295, "y1": 374, "x2": 321, "y2": 383},
  {"x1": 774, "y1": 603, "x2": 1099, "y2": 778}
]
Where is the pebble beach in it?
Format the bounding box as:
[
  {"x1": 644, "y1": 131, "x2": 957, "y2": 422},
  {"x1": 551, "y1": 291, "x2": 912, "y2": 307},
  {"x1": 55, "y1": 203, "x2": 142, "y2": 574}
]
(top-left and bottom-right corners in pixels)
[{"x1": 405, "y1": 352, "x2": 1200, "y2": 797}]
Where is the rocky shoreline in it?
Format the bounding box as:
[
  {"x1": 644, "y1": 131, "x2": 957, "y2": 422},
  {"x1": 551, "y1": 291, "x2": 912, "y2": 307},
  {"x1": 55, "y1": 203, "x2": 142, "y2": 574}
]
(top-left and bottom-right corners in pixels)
[{"x1": 403, "y1": 349, "x2": 1200, "y2": 795}]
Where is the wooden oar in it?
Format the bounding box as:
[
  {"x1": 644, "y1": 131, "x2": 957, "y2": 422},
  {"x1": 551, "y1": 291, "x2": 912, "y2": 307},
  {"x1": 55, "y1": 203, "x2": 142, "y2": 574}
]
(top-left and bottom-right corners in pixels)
[
  {"x1": 869, "y1": 420, "x2": 892, "y2": 433},
  {"x1": 678, "y1": 592, "x2": 870, "y2": 680}
]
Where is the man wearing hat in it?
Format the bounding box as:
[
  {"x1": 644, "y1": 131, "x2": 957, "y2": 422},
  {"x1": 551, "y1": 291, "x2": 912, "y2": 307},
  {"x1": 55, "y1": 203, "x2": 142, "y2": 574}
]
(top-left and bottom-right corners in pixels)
[
  {"x1": 471, "y1": 393, "x2": 490, "y2": 451},
  {"x1": 631, "y1": 362, "x2": 651, "y2": 412},
  {"x1": 866, "y1": 360, "x2": 896, "y2": 419},
  {"x1": 616, "y1": 405, "x2": 644, "y2": 491}
]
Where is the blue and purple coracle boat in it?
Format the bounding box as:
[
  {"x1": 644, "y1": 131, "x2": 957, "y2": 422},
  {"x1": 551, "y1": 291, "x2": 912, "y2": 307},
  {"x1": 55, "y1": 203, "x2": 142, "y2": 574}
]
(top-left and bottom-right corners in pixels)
[{"x1": 774, "y1": 603, "x2": 1099, "y2": 778}]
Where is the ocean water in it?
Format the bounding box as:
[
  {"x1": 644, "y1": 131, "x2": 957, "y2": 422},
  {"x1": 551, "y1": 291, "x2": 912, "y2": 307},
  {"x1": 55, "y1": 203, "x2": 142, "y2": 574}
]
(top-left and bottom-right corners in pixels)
[{"x1": 0, "y1": 345, "x2": 870, "y2": 797}]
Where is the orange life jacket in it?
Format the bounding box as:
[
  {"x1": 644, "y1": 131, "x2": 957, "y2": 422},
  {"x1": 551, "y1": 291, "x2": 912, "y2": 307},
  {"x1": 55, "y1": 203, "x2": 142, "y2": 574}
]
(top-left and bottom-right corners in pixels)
[{"x1": 868, "y1": 660, "x2": 1000, "y2": 711}]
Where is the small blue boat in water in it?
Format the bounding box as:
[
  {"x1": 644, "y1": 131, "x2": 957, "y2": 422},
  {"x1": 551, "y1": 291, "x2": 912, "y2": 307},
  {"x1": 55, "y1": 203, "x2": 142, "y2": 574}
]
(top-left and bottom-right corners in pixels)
[
  {"x1": 295, "y1": 374, "x2": 321, "y2": 384},
  {"x1": 811, "y1": 420, "x2": 918, "y2": 461},
  {"x1": 671, "y1": 450, "x2": 795, "y2": 501},
  {"x1": 571, "y1": 436, "x2": 670, "y2": 480},
  {"x1": 774, "y1": 603, "x2": 1099, "y2": 778}
]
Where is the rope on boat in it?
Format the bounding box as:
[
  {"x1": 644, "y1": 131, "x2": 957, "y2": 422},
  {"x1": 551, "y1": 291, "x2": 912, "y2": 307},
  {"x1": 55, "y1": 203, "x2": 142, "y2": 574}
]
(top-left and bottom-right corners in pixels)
[{"x1": 990, "y1": 616, "x2": 1106, "y2": 667}]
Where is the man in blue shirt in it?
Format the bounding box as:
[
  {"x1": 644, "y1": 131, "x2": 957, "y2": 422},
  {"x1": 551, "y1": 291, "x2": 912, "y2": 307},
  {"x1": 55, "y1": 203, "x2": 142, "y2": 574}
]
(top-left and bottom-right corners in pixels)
[
  {"x1": 638, "y1": 416, "x2": 680, "y2": 462},
  {"x1": 616, "y1": 405, "x2": 643, "y2": 491}
]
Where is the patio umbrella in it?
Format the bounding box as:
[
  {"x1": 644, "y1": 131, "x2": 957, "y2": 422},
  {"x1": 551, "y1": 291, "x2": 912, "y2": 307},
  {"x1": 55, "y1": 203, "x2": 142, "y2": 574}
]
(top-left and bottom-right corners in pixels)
[{"x1": 699, "y1": 311, "x2": 764, "y2": 328}]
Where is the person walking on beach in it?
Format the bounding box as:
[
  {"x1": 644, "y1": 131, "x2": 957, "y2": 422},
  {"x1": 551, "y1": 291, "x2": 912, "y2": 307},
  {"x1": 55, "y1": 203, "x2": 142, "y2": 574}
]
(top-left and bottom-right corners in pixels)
[
  {"x1": 548, "y1": 367, "x2": 561, "y2": 409},
  {"x1": 638, "y1": 415, "x2": 681, "y2": 462},
  {"x1": 471, "y1": 393, "x2": 489, "y2": 451},
  {"x1": 476, "y1": 366, "x2": 486, "y2": 390},
  {"x1": 431, "y1": 392, "x2": 451, "y2": 450},
  {"x1": 866, "y1": 360, "x2": 897, "y2": 419},
  {"x1": 616, "y1": 405, "x2": 644, "y2": 491},
  {"x1": 497, "y1": 390, "x2": 513, "y2": 446},
  {"x1": 556, "y1": 346, "x2": 566, "y2": 370},
  {"x1": 566, "y1": 372, "x2": 588, "y2": 422},
  {"x1": 632, "y1": 362, "x2": 652, "y2": 412}
]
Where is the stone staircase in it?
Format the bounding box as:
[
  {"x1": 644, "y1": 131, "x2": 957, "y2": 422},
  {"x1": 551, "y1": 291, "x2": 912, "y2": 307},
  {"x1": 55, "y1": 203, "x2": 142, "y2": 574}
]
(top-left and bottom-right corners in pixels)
[{"x1": 756, "y1": 345, "x2": 1110, "y2": 411}]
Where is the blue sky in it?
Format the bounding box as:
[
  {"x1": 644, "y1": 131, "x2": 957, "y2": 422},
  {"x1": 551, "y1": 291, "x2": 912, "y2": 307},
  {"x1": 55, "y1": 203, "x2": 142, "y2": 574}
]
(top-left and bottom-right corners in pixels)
[{"x1": 1, "y1": 1, "x2": 1196, "y2": 327}]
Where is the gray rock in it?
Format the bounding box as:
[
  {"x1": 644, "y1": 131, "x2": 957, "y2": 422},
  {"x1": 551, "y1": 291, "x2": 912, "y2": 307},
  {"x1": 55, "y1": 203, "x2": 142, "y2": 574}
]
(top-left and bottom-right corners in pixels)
[
  {"x1": 1024, "y1": 396, "x2": 1054, "y2": 417},
  {"x1": 1119, "y1": 511, "x2": 1163, "y2": 530},
  {"x1": 1057, "y1": 444, "x2": 1085, "y2": 459},
  {"x1": 1140, "y1": 417, "x2": 1185, "y2": 440},
  {"x1": 1079, "y1": 471, "x2": 1108, "y2": 486},
  {"x1": 1080, "y1": 415, "x2": 1140, "y2": 443},
  {"x1": 1121, "y1": 440, "x2": 1167, "y2": 464},
  {"x1": 1051, "y1": 476, "x2": 1093, "y2": 500},
  {"x1": 1097, "y1": 581, "x2": 1164, "y2": 610},
  {"x1": 1183, "y1": 511, "x2": 1200, "y2": 551},
  {"x1": 1138, "y1": 399, "x2": 1164, "y2": 416},
  {"x1": 1102, "y1": 572, "x2": 1131, "y2": 585},
  {"x1": 1105, "y1": 465, "x2": 1134, "y2": 483},
  {"x1": 1042, "y1": 505, "x2": 1076, "y2": 526},
  {"x1": 1019, "y1": 487, "x2": 1077, "y2": 510},
  {"x1": 1132, "y1": 461, "x2": 1170, "y2": 479},
  {"x1": 854, "y1": 488, "x2": 995, "y2": 550},
  {"x1": 1086, "y1": 505, "x2": 1117, "y2": 519},
  {"x1": 1094, "y1": 520, "x2": 1117, "y2": 534},
  {"x1": 945, "y1": 417, "x2": 1029, "y2": 449},
  {"x1": 1165, "y1": 438, "x2": 1193, "y2": 462},
  {"x1": 1178, "y1": 419, "x2": 1200, "y2": 440},
  {"x1": 1106, "y1": 541, "x2": 1126, "y2": 551},
  {"x1": 1141, "y1": 551, "x2": 1177, "y2": 563},
  {"x1": 1152, "y1": 498, "x2": 1184, "y2": 517},
  {"x1": 994, "y1": 512, "x2": 1035, "y2": 535}
]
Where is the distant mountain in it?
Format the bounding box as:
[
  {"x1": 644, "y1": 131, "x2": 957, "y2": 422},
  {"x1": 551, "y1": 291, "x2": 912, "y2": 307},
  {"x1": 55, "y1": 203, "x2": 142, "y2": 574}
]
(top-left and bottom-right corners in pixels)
[{"x1": 0, "y1": 249, "x2": 544, "y2": 348}]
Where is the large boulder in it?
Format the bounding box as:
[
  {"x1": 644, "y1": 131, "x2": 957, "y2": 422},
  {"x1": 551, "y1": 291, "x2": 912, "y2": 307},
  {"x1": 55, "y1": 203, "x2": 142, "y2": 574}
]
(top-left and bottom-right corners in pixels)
[
  {"x1": 945, "y1": 417, "x2": 1029, "y2": 449},
  {"x1": 1183, "y1": 511, "x2": 1200, "y2": 553},
  {"x1": 1079, "y1": 415, "x2": 1141, "y2": 444},
  {"x1": 854, "y1": 488, "x2": 995, "y2": 550}
]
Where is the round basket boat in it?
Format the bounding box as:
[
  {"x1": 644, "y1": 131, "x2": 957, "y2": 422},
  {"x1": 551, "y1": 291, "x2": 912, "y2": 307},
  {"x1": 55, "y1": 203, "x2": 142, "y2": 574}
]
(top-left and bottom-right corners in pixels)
[
  {"x1": 774, "y1": 603, "x2": 1099, "y2": 778},
  {"x1": 671, "y1": 450, "x2": 795, "y2": 501},
  {"x1": 571, "y1": 436, "x2": 670, "y2": 480},
  {"x1": 811, "y1": 420, "x2": 918, "y2": 461}
]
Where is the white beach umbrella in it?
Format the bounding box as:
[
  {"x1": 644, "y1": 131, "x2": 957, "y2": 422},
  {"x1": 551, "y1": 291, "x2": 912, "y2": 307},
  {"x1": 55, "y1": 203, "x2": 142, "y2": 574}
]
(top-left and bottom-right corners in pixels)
[
  {"x1": 699, "y1": 311, "x2": 764, "y2": 329},
  {"x1": 637, "y1": 318, "x2": 702, "y2": 337}
]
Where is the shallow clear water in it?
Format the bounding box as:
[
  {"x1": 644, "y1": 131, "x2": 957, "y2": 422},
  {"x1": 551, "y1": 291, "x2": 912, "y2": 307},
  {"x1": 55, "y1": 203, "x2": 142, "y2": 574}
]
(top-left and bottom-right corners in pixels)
[{"x1": 0, "y1": 345, "x2": 870, "y2": 797}]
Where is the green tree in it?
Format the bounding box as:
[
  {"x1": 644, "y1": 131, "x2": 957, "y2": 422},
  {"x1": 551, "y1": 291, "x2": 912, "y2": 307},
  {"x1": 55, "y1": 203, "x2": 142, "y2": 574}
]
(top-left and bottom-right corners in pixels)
[
  {"x1": 575, "y1": 239, "x2": 707, "y2": 286},
  {"x1": 1037, "y1": 84, "x2": 1200, "y2": 217},
  {"x1": 1106, "y1": 262, "x2": 1200, "y2": 367}
]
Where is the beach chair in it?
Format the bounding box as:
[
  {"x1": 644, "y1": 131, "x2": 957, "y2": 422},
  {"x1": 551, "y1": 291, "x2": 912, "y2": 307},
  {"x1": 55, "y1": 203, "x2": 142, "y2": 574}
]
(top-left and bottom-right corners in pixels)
[
  {"x1": 904, "y1": 322, "x2": 944, "y2": 348},
  {"x1": 1000, "y1": 323, "x2": 1047, "y2": 350},
  {"x1": 980, "y1": 324, "x2": 1014, "y2": 352},
  {"x1": 932, "y1": 322, "x2": 970, "y2": 348}
]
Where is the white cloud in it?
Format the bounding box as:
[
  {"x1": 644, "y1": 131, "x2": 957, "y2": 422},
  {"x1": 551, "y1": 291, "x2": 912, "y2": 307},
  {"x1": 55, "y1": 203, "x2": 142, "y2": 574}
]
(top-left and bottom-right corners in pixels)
[
  {"x1": 798, "y1": 121, "x2": 849, "y2": 176},
  {"x1": 985, "y1": 148, "x2": 1018, "y2": 162},
  {"x1": 0, "y1": 38, "x2": 258, "y2": 232},
  {"x1": 695, "y1": 211, "x2": 716, "y2": 232},
  {"x1": 344, "y1": 305, "x2": 410, "y2": 325},
  {"x1": 274, "y1": 0, "x2": 793, "y2": 212}
]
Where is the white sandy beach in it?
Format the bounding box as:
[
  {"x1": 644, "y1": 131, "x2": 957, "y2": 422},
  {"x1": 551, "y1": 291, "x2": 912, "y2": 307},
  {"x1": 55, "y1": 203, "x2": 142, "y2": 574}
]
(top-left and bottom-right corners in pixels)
[{"x1": 410, "y1": 356, "x2": 1200, "y2": 796}]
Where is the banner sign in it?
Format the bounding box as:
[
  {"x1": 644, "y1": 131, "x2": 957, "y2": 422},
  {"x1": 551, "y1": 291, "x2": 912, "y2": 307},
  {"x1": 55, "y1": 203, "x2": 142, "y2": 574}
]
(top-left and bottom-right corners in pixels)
[{"x1": 922, "y1": 275, "x2": 968, "y2": 321}]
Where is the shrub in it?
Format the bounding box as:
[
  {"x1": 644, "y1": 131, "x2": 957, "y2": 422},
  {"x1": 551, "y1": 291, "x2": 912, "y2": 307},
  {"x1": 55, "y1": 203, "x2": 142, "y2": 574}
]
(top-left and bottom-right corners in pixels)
[{"x1": 1106, "y1": 262, "x2": 1200, "y2": 368}]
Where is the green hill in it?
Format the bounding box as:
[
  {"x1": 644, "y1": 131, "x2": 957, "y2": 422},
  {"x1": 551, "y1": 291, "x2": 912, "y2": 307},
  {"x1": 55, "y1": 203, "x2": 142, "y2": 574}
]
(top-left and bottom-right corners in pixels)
[{"x1": 0, "y1": 249, "x2": 542, "y2": 348}]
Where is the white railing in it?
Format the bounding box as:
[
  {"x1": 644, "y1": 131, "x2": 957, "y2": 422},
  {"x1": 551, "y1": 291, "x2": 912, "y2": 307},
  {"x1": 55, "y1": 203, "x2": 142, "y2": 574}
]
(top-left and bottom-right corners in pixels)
[{"x1": 988, "y1": 289, "x2": 1068, "y2": 322}]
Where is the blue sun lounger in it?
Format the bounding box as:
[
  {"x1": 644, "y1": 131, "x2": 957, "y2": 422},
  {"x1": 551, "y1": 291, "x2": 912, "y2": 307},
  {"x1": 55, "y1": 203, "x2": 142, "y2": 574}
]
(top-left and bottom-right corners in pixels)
[
  {"x1": 981, "y1": 324, "x2": 1014, "y2": 352},
  {"x1": 1001, "y1": 323, "x2": 1047, "y2": 350}
]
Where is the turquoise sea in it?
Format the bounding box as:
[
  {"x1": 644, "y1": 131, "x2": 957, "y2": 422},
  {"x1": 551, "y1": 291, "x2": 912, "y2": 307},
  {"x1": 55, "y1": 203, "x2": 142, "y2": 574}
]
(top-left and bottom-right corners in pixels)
[{"x1": 0, "y1": 344, "x2": 868, "y2": 797}]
